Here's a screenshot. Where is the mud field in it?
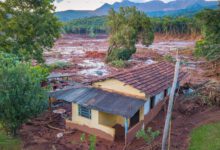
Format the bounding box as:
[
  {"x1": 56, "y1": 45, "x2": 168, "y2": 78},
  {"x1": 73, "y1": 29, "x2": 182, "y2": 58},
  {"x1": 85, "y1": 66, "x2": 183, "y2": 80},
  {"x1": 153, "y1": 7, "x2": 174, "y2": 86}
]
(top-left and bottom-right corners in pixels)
[
  {"x1": 44, "y1": 34, "x2": 197, "y2": 81},
  {"x1": 19, "y1": 34, "x2": 220, "y2": 150}
]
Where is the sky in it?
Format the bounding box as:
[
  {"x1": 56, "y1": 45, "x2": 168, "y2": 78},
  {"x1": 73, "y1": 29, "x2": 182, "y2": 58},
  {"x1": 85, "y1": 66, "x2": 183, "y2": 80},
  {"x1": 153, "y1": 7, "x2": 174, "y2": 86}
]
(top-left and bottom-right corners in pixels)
[{"x1": 54, "y1": 0, "x2": 175, "y2": 11}]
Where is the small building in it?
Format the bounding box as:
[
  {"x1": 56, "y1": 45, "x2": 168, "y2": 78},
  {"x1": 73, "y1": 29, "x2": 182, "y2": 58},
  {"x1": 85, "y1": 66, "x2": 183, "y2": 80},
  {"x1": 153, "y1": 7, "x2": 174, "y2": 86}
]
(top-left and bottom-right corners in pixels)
[{"x1": 50, "y1": 62, "x2": 187, "y2": 144}]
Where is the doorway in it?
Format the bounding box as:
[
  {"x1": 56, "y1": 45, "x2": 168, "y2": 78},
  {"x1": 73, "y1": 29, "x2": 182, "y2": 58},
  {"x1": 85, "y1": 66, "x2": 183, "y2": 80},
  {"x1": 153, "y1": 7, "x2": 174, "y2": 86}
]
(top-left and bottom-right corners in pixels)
[
  {"x1": 150, "y1": 96, "x2": 155, "y2": 109},
  {"x1": 130, "y1": 110, "x2": 140, "y2": 127}
]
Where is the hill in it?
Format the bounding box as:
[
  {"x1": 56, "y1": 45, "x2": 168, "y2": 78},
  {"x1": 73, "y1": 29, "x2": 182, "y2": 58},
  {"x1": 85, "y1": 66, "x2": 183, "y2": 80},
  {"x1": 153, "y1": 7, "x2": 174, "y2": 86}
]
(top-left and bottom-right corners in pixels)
[{"x1": 55, "y1": 0, "x2": 218, "y2": 21}]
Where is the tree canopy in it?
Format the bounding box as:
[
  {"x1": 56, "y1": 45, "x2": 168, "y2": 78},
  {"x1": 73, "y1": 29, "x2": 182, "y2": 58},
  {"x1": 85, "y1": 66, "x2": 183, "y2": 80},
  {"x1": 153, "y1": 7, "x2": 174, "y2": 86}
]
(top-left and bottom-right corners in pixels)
[
  {"x1": 0, "y1": 52, "x2": 49, "y2": 135},
  {"x1": 106, "y1": 7, "x2": 154, "y2": 63},
  {"x1": 195, "y1": 7, "x2": 220, "y2": 61},
  {"x1": 63, "y1": 16, "x2": 107, "y2": 34},
  {"x1": 0, "y1": 0, "x2": 61, "y2": 63}
]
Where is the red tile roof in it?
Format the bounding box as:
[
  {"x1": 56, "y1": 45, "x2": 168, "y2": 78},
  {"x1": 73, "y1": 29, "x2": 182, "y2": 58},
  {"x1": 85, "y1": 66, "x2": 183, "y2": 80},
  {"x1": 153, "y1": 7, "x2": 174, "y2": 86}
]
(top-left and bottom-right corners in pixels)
[{"x1": 87, "y1": 62, "x2": 188, "y2": 96}]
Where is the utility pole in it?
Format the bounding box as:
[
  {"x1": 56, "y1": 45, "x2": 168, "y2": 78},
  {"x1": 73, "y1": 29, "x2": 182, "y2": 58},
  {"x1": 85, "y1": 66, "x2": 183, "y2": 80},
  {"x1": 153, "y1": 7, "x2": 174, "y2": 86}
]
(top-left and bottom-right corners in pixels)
[{"x1": 162, "y1": 58, "x2": 180, "y2": 150}]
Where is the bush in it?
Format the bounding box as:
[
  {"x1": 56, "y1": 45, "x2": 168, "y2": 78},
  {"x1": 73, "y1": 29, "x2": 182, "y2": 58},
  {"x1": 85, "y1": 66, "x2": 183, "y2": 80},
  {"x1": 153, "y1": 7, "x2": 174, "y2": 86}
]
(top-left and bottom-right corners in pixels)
[
  {"x1": 89, "y1": 135, "x2": 96, "y2": 150},
  {"x1": 0, "y1": 53, "x2": 48, "y2": 135},
  {"x1": 80, "y1": 133, "x2": 86, "y2": 143},
  {"x1": 136, "y1": 127, "x2": 160, "y2": 144},
  {"x1": 111, "y1": 60, "x2": 127, "y2": 68},
  {"x1": 194, "y1": 40, "x2": 220, "y2": 61},
  {"x1": 48, "y1": 61, "x2": 71, "y2": 70},
  {"x1": 164, "y1": 54, "x2": 174, "y2": 63},
  {"x1": 106, "y1": 48, "x2": 136, "y2": 62}
]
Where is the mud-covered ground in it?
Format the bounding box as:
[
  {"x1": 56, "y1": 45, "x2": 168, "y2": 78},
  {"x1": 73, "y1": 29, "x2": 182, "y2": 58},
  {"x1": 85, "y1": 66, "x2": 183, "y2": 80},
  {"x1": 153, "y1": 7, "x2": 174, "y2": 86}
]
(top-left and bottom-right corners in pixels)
[
  {"x1": 44, "y1": 34, "x2": 197, "y2": 82},
  {"x1": 20, "y1": 91, "x2": 220, "y2": 150},
  {"x1": 19, "y1": 34, "x2": 220, "y2": 150}
]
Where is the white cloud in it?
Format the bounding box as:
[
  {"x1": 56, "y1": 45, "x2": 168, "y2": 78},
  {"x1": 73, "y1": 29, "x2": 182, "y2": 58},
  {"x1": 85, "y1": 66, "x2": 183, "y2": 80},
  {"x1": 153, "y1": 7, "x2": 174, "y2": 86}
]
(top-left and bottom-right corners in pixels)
[{"x1": 54, "y1": 0, "x2": 122, "y2": 11}]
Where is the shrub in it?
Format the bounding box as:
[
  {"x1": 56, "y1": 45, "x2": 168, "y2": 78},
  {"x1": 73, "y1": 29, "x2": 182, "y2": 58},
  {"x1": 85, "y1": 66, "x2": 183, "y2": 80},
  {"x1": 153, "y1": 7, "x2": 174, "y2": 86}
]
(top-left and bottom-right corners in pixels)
[
  {"x1": 80, "y1": 133, "x2": 86, "y2": 143},
  {"x1": 0, "y1": 59, "x2": 48, "y2": 135},
  {"x1": 111, "y1": 59, "x2": 127, "y2": 68},
  {"x1": 136, "y1": 127, "x2": 160, "y2": 144},
  {"x1": 48, "y1": 61, "x2": 70, "y2": 70},
  {"x1": 164, "y1": 54, "x2": 174, "y2": 63},
  {"x1": 106, "y1": 48, "x2": 136, "y2": 62},
  {"x1": 89, "y1": 135, "x2": 96, "y2": 150}
]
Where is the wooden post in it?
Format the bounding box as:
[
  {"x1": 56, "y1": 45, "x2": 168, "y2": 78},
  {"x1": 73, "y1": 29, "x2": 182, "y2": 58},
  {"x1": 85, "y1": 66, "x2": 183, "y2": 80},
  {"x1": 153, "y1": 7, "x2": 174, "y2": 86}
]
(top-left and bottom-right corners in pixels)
[
  {"x1": 124, "y1": 118, "x2": 129, "y2": 145},
  {"x1": 124, "y1": 118, "x2": 129, "y2": 134},
  {"x1": 162, "y1": 58, "x2": 180, "y2": 150},
  {"x1": 49, "y1": 97, "x2": 52, "y2": 121}
]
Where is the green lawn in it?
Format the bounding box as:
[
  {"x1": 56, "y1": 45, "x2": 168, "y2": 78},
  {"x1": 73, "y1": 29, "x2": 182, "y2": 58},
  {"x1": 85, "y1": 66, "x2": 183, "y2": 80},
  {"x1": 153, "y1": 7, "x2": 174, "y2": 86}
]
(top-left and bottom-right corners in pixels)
[
  {"x1": 189, "y1": 122, "x2": 220, "y2": 150},
  {"x1": 0, "y1": 125, "x2": 21, "y2": 150}
]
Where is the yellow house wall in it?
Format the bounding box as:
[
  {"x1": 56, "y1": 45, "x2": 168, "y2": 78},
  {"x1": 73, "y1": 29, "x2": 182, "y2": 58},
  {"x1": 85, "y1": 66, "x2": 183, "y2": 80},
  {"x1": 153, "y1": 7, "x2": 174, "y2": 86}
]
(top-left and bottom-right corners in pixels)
[
  {"x1": 99, "y1": 111, "x2": 125, "y2": 127},
  {"x1": 71, "y1": 103, "x2": 115, "y2": 137},
  {"x1": 92, "y1": 79, "x2": 146, "y2": 99},
  {"x1": 139, "y1": 106, "x2": 144, "y2": 121}
]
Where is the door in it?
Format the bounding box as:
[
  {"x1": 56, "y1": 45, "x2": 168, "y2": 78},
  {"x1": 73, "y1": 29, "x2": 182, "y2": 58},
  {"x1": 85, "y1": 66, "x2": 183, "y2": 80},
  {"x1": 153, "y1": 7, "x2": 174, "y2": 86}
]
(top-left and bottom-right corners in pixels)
[{"x1": 130, "y1": 110, "x2": 140, "y2": 127}]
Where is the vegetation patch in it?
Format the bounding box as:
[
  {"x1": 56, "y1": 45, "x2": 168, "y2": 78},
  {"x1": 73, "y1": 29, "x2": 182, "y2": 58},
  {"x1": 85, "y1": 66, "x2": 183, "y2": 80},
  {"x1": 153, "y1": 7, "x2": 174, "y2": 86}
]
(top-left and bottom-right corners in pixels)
[
  {"x1": 48, "y1": 61, "x2": 71, "y2": 70},
  {"x1": 189, "y1": 122, "x2": 220, "y2": 150},
  {"x1": 136, "y1": 127, "x2": 160, "y2": 144},
  {"x1": 0, "y1": 125, "x2": 21, "y2": 150},
  {"x1": 106, "y1": 7, "x2": 154, "y2": 62},
  {"x1": 110, "y1": 60, "x2": 127, "y2": 68},
  {"x1": 163, "y1": 54, "x2": 175, "y2": 63}
]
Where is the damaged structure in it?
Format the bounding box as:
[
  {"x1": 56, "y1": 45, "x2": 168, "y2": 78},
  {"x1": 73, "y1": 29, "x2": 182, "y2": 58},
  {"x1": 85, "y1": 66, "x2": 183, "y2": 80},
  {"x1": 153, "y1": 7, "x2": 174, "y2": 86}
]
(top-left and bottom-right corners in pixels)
[{"x1": 50, "y1": 62, "x2": 187, "y2": 144}]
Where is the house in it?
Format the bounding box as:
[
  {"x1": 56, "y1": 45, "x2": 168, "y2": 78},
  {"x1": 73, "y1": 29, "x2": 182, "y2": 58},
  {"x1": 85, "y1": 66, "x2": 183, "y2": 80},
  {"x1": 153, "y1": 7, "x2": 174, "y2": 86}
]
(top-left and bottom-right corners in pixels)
[{"x1": 49, "y1": 62, "x2": 187, "y2": 144}]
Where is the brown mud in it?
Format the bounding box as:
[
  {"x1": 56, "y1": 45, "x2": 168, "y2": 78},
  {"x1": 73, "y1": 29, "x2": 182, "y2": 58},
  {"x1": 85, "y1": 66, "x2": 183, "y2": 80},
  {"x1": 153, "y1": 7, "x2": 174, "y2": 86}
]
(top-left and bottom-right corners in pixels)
[
  {"x1": 19, "y1": 34, "x2": 220, "y2": 150},
  {"x1": 45, "y1": 33, "x2": 199, "y2": 82}
]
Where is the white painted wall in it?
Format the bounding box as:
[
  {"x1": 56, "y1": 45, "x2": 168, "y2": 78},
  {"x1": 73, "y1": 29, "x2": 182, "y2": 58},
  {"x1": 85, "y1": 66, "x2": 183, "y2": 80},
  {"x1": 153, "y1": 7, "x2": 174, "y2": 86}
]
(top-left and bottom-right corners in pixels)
[
  {"x1": 155, "y1": 92, "x2": 164, "y2": 105},
  {"x1": 144, "y1": 98, "x2": 150, "y2": 115}
]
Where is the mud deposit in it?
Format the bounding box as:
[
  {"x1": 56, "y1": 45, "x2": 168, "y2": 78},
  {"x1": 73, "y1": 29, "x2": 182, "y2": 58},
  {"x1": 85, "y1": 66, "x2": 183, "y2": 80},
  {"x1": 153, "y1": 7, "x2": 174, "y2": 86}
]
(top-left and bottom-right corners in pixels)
[
  {"x1": 44, "y1": 34, "x2": 196, "y2": 80},
  {"x1": 19, "y1": 34, "x2": 220, "y2": 150}
]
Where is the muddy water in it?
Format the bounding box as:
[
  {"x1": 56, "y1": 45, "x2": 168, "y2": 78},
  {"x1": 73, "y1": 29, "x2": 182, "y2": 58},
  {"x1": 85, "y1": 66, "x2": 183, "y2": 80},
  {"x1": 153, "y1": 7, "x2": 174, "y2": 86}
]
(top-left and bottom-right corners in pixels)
[{"x1": 45, "y1": 34, "x2": 195, "y2": 77}]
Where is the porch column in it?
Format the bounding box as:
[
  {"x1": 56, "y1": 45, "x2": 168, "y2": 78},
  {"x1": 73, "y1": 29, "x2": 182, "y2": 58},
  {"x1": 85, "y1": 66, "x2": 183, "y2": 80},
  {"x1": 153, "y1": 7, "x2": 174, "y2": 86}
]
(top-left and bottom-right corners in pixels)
[{"x1": 124, "y1": 118, "x2": 129, "y2": 135}]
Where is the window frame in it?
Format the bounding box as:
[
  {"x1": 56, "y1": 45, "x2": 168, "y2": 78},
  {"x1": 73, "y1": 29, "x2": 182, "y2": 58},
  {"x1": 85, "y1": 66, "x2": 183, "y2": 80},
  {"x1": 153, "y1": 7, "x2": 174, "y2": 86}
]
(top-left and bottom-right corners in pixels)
[{"x1": 78, "y1": 105, "x2": 91, "y2": 119}]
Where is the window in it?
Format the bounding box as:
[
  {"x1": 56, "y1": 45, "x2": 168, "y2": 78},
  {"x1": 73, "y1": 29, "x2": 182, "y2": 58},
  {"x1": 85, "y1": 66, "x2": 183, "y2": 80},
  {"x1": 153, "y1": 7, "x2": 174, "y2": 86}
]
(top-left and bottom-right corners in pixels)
[{"x1": 78, "y1": 105, "x2": 91, "y2": 119}]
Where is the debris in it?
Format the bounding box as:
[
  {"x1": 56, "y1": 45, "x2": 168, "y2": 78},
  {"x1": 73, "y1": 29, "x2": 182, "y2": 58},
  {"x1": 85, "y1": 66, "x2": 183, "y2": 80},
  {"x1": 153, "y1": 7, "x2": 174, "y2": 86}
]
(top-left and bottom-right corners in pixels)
[
  {"x1": 53, "y1": 109, "x2": 66, "y2": 115},
  {"x1": 145, "y1": 59, "x2": 157, "y2": 65},
  {"x1": 56, "y1": 132, "x2": 64, "y2": 138}
]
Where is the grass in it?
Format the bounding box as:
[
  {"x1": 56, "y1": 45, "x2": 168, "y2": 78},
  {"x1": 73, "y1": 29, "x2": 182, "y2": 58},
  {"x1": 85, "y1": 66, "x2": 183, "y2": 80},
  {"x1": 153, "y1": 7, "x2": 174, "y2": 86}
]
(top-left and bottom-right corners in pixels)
[
  {"x1": 0, "y1": 125, "x2": 21, "y2": 150},
  {"x1": 189, "y1": 122, "x2": 220, "y2": 150}
]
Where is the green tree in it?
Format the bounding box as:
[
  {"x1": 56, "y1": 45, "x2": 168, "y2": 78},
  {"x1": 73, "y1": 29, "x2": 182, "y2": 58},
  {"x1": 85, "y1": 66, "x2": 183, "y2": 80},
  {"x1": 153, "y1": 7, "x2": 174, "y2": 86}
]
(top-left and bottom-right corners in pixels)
[
  {"x1": 0, "y1": 0, "x2": 61, "y2": 63},
  {"x1": 106, "y1": 7, "x2": 154, "y2": 62},
  {"x1": 195, "y1": 8, "x2": 220, "y2": 61},
  {"x1": 0, "y1": 52, "x2": 48, "y2": 135}
]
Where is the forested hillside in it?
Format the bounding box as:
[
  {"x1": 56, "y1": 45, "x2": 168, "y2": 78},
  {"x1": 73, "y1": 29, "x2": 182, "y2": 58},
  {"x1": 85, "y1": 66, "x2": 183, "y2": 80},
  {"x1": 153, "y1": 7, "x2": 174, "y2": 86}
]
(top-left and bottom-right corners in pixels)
[
  {"x1": 63, "y1": 16, "x2": 107, "y2": 34},
  {"x1": 62, "y1": 15, "x2": 201, "y2": 36}
]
